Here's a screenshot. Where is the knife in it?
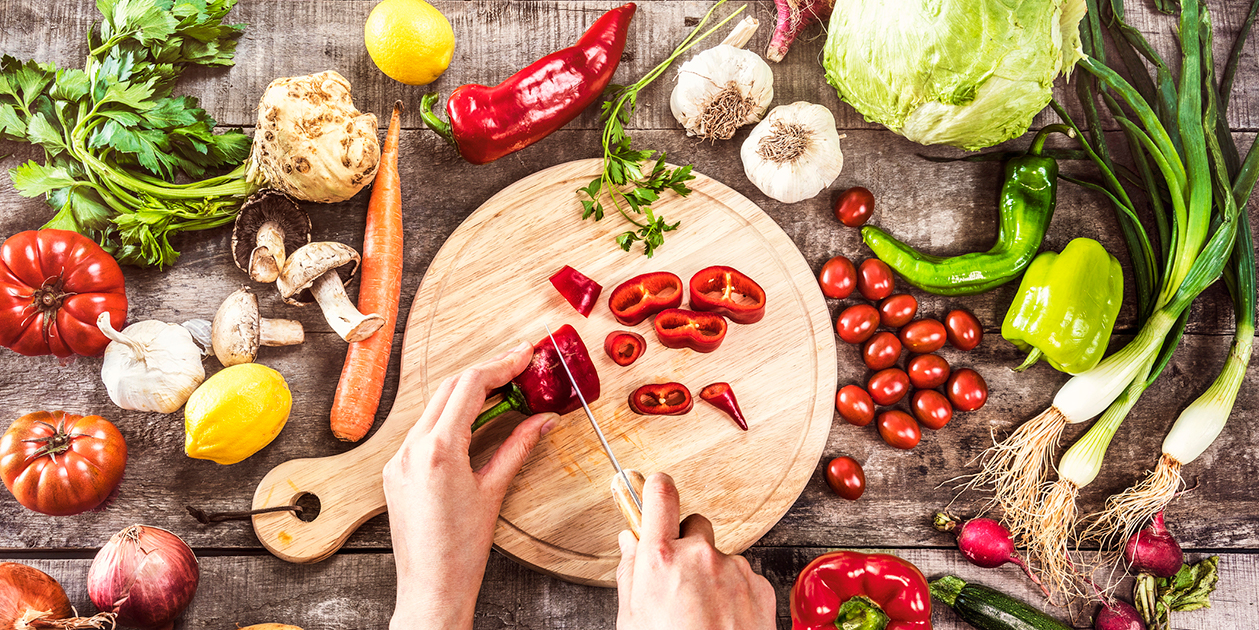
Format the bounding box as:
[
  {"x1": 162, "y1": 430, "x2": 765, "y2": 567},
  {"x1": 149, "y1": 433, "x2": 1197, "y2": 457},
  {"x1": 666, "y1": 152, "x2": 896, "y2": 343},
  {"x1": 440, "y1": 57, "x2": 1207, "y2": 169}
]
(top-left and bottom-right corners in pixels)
[{"x1": 543, "y1": 323, "x2": 647, "y2": 538}]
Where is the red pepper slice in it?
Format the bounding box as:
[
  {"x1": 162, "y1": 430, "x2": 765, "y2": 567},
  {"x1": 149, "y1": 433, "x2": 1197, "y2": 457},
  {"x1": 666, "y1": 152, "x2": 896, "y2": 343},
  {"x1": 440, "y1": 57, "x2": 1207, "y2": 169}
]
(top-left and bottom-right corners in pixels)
[
  {"x1": 604, "y1": 331, "x2": 646, "y2": 366},
  {"x1": 699, "y1": 382, "x2": 747, "y2": 431},
  {"x1": 473, "y1": 324, "x2": 601, "y2": 430},
  {"x1": 628, "y1": 382, "x2": 693, "y2": 415},
  {"x1": 790, "y1": 550, "x2": 932, "y2": 630},
  {"x1": 549, "y1": 265, "x2": 602, "y2": 318},
  {"x1": 653, "y1": 308, "x2": 728, "y2": 353},
  {"x1": 608, "y1": 271, "x2": 684, "y2": 326},
  {"x1": 688, "y1": 265, "x2": 767, "y2": 325},
  {"x1": 419, "y1": 4, "x2": 636, "y2": 165}
]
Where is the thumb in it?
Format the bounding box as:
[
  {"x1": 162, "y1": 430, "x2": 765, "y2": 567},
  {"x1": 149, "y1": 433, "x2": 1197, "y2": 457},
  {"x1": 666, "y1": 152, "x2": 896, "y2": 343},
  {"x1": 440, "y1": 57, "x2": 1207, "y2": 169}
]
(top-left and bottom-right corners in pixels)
[
  {"x1": 478, "y1": 412, "x2": 558, "y2": 496},
  {"x1": 616, "y1": 529, "x2": 637, "y2": 616}
]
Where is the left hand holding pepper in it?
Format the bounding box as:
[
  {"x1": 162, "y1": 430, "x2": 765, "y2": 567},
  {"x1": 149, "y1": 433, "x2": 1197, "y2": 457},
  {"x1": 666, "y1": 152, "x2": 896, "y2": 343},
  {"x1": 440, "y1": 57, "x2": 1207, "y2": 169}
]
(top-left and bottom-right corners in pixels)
[{"x1": 384, "y1": 341, "x2": 559, "y2": 630}]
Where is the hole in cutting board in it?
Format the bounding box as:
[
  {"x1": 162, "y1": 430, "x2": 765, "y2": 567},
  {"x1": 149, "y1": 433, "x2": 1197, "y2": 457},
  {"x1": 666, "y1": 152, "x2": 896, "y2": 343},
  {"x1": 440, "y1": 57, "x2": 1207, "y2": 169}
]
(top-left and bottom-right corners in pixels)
[{"x1": 295, "y1": 492, "x2": 321, "y2": 522}]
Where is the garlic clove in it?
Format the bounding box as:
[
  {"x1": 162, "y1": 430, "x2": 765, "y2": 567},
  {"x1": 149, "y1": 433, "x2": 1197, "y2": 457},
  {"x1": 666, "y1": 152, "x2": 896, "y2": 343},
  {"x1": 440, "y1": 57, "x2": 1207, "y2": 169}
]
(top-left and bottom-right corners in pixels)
[{"x1": 740, "y1": 102, "x2": 845, "y2": 203}]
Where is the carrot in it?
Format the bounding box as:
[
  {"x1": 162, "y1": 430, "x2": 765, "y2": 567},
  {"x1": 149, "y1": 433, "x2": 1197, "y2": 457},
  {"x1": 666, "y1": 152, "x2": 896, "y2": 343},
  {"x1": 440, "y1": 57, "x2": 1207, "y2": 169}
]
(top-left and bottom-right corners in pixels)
[{"x1": 330, "y1": 101, "x2": 404, "y2": 442}]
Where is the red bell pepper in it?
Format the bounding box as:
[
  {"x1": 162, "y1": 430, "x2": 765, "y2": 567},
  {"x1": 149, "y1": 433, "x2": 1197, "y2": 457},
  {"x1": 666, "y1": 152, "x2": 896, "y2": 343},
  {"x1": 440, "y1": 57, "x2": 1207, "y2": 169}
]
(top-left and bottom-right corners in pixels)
[
  {"x1": 689, "y1": 265, "x2": 767, "y2": 325},
  {"x1": 608, "y1": 271, "x2": 684, "y2": 326},
  {"x1": 604, "y1": 331, "x2": 646, "y2": 366},
  {"x1": 699, "y1": 382, "x2": 747, "y2": 431},
  {"x1": 419, "y1": 4, "x2": 636, "y2": 165},
  {"x1": 473, "y1": 324, "x2": 601, "y2": 430},
  {"x1": 791, "y1": 550, "x2": 933, "y2": 630},
  {"x1": 550, "y1": 265, "x2": 602, "y2": 318},
  {"x1": 653, "y1": 308, "x2": 727, "y2": 353},
  {"x1": 628, "y1": 382, "x2": 693, "y2": 415}
]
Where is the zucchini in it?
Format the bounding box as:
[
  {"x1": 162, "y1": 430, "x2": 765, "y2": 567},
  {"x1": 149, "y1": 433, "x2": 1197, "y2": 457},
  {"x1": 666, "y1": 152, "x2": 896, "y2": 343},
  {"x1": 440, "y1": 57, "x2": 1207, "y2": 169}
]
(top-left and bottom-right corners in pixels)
[{"x1": 929, "y1": 576, "x2": 1071, "y2": 630}]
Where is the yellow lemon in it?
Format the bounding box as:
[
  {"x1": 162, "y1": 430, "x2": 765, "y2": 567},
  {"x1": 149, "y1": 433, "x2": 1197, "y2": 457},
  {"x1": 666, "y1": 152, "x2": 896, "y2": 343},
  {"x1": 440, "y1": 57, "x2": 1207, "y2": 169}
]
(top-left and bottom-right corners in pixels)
[
  {"x1": 185, "y1": 363, "x2": 292, "y2": 465},
  {"x1": 364, "y1": 0, "x2": 455, "y2": 86}
]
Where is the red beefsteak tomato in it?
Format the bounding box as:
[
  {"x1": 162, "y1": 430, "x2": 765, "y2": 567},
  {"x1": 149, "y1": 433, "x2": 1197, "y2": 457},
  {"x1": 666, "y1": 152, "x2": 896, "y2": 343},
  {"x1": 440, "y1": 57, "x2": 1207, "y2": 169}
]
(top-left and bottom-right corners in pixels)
[
  {"x1": 1, "y1": 411, "x2": 128, "y2": 516},
  {"x1": 0, "y1": 230, "x2": 127, "y2": 357}
]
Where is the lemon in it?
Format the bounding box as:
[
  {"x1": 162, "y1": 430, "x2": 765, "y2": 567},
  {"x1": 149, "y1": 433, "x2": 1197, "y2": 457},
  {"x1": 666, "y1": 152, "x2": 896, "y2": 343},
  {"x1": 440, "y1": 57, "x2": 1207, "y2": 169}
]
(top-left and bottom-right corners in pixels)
[
  {"x1": 364, "y1": 0, "x2": 455, "y2": 86},
  {"x1": 185, "y1": 363, "x2": 292, "y2": 465}
]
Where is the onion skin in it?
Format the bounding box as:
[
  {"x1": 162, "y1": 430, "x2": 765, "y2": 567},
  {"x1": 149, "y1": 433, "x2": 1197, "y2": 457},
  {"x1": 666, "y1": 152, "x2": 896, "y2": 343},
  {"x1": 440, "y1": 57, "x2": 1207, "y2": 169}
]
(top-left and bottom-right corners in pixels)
[
  {"x1": 88, "y1": 525, "x2": 199, "y2": 630},
  {"x1": 1123, "y1": 512, "x2": 1184, "y2": 578},
  {"x1": 0, "y1": 562, "x2": 72, "y2": 628}
]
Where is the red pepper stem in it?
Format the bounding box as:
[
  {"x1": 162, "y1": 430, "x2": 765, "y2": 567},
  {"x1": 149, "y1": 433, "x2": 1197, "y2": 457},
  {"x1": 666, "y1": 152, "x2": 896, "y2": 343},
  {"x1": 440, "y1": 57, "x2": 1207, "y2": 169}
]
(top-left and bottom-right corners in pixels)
[
  {"x1": 472, "y1": 383, "x2": 532, "y2": 431},
  {"x1": 420, "y1": 93, "x2": 456, "y2": 146}
]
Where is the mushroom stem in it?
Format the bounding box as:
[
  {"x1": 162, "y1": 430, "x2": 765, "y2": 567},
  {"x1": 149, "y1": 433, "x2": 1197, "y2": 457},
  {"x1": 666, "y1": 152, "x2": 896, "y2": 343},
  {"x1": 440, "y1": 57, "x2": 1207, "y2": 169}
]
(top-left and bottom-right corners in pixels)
[
  {"x1": 310, "y1": 271, "x2": 384, "y2": 342},
  {"x1": 260, "y1": 318, "x2": 305, "y2": 346},
  {"x1": 249, "y1": 220, "x2": 287, "y2": 283}
]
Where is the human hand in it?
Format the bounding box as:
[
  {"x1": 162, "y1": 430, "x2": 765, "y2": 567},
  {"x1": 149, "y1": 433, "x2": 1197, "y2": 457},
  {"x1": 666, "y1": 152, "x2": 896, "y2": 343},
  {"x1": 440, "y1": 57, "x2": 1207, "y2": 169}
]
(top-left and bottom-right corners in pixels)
[
  {"x1": 615, "y1": 473, "x2": 777, "y2": 630},
  {"x1": 384, "y1": 341, "x2": 558, "y2": 630}
]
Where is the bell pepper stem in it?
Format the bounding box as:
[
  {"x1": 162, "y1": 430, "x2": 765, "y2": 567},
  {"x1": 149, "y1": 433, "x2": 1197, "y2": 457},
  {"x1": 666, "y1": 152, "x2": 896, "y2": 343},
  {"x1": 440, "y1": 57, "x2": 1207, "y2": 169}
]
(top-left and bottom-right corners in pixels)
[
  {"x1": 1029, "y1": 124, "x2": 1075, "y2": 156},
  {"x1": 833, "y1": 596, "x2": 891, "y2": 630},
  {"x1": 472, "y1": 383, "x2": 532, "y2": 431},
  {"x1": 419, "y1": 93, "x2": 456, "y2": 146},
  {"x1": 1014, "y1": 347, "x2": 1044, "y2": 372}
]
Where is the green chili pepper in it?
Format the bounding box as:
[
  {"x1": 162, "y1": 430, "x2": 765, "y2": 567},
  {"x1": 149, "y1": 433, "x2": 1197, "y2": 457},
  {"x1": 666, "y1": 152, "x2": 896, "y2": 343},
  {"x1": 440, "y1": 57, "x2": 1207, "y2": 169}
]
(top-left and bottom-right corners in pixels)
[
  {"x1": 1001, "y1": 238, "x2": 1124, "y2": 374},
  {"x1": 860, "y1": 125, "x2": 1073, "y2": 295}
]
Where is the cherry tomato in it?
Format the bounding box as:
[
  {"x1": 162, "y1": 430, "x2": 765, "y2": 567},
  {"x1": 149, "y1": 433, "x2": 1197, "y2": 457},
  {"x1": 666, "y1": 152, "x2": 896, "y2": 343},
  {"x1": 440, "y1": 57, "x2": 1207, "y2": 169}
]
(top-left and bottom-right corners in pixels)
[
  {"x1": 834, "y1": 187, "x2": 875, "y2": 227},
  {"x1": 907, "y1": 354, "x2": 951, "y2": 389},
  {"x1": 836, "y1": 385, "x2": 876, "y2": 426},
  {"x1": 946, "y1": 309, "x2": 983, "y2": 351},
  {"x1": 900, "y1": 319, "x2": 947, "y2": 353},
  {"x1": 818, "y1": 256, "x2": 857, "y2": 299},
  {"x1": 862, "y1": 331, "x2": 903, "y2": 371},
  {"x1": 878, "y1": 293, "x2": 917, "y2": 328},
  {"x1": 948, "y1": 368, "x2": 989, "y2": 412},
  {"x1": 867, "y1": 368, "x2": 910, "y2": 406},
  {"x1": 877, "y1": 410, "x2": 922, "y2": 450},
  {"x1": 1, "y1": 411, "x2": 127, "y2": 516},
  {"x1": 857, "y1": 259, "x2": 895, "y2": 301},
  {"x1": 825, "y1": 456, "x2": 866, "y2": 500},
  {"x1": 836, "y1": 304, "x2": 880, "y2": 344},
  {"x1": 911, "y1": 390, "x2": 953, "y2": 430}
]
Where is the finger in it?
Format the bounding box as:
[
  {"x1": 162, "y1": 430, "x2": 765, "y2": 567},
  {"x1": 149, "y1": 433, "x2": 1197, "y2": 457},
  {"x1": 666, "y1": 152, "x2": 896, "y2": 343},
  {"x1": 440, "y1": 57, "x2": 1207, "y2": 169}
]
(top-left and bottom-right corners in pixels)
[
  {"x1": 477, "y1": 412, "x2": 559, "y2": 496},
  {"x1": 407, "y1": 374, "x2": 459, "y2": 442},
  {"x1": 680, "y1": 513, "x2": 716, "y2": 546},
  {"x1": 616, "y1": 529, "x2": 637, "y2": 614},
  {"x1": 639, "y1": 472, "x2": 681, "y2": 544},
  {"x1": 433, "y1": 341, "x2": 533, "y2": 440}
]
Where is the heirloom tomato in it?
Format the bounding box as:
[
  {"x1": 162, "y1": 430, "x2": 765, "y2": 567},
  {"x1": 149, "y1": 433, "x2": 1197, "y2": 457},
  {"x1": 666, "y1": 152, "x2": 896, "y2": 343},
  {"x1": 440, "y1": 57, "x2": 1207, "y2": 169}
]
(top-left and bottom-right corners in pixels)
[{"x1": 1, "y1": 411, "x2": 128, "y2": 516}]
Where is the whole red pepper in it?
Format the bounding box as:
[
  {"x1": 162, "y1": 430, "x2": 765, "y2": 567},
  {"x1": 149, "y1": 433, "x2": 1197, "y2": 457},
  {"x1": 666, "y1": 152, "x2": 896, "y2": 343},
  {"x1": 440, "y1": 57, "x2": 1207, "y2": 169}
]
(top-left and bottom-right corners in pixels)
[
  {"x1": 699, "y1": 382, "x2": 747, "y2": 430},
  {"x1": 608, "y1": 271, "x2": 684, "y2": 326},
  {"x1": 689, "y1": 265, "x2": 767, "y2": 324},
  {"x1": 791, "y1": 550, "x2": 933, "y2": 630},
  {"x1": 473, "y1": 324, "x2": 601, "y2": 430},
  {"x1": 653, "y1": 308, "x2": 727, "y2": 353},
  {"x1": 604, "y1": 331, "x2": 646, "y2": 366},
  {"x1": 628, "y1": 382, "x2": 693, "y2": 415},
  {"x1": 420, "y1": 4, "x2": 636, "y2": 165}
]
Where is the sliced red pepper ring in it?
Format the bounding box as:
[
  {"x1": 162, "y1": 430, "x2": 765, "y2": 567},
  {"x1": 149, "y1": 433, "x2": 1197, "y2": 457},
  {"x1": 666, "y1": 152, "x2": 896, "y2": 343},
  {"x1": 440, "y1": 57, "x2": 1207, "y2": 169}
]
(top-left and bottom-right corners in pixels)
[
  {"x1": 688, "y1": 265, "x2": 767, "y2": 325},
  {"x1": 604, "y1": 331, "x2": 646, "y2": 366},
  {"x1": 652, "y1": 308, "x2": 728, "y2": 353},
  {"x1": 699, "y1": 382, "x2": 748, "y2": 431},
  {"x1": 550, "y1": 265, "x2": 602, "y2": 317},
  {"x1": 790, "y1": 550, "x2": 932, "y2": 630},
  {"x1": 608, "y1": 271, "x2": 684, "y2": 326},
  {"x1": 628, "y1": 382, "x2": 693, "y2": 415}
]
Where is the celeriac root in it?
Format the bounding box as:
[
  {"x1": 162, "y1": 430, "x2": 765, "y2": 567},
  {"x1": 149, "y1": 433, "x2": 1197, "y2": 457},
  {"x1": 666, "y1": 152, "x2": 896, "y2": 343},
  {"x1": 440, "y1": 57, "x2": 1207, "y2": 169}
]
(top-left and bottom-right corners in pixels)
[
  {"x1": 1026, "y1": 479, "x2": 1086, "y2": 604},
  {"x1": 1082, "y1": 454, "x2": 1184, "y2": 551},
  {"x1": 968, "y1": 407, "x2": 1068, "y2": 537}
]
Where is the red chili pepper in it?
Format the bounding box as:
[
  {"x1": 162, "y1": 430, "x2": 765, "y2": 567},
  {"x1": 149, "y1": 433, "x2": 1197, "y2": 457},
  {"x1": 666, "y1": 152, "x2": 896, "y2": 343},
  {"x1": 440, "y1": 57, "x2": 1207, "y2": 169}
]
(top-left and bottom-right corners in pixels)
[
  {"x1": 550, "y1": 265, "x2": 602, "y2": 317},
  {"x1": 628, "y1": 382, "x2": 693, "y2": 415},
  {"x1": 791, "y1": 550, "x2": 933, "y2": 630},
  {"x1": 604, "y1": 331, "x2": 646, "y2": 366},
  {"x1": 473, "y1": 324, "x2": 601, "y2": 429},
  {"x1": 419, "y1": 4, "x2": 636, "y2": 165},
  {"x1": 689, "y1": 265, "x2": 767, "y2": 325},
  {"x1": 608, "y1": 271, "x2": 684, "y2": 326},
  {"x1": 699, "y1": 382, "x2": 747, "y2": 430},
  {"x1": 653, "y1": 308, "x2": 727, "y2": 353}
]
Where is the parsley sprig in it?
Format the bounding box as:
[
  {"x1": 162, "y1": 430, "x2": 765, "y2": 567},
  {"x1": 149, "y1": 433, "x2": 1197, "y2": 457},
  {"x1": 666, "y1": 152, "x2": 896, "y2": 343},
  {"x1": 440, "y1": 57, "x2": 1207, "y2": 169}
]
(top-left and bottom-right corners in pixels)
[{"x1": 579, "y1": 0, "x2": 745, "y2": 257}]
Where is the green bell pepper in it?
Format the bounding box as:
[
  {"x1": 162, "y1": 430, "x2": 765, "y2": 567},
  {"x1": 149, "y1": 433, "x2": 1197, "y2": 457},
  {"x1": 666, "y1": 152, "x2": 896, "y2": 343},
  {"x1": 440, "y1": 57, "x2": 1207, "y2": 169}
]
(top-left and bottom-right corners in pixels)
[{"x1": 1001, "y1": 238, "x2": 1123, "y2": 374}]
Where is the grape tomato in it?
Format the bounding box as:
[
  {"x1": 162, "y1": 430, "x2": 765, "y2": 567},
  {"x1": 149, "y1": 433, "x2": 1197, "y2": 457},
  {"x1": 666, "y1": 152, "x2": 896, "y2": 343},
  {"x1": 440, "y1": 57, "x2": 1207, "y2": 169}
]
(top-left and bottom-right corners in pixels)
[
  {"x1": 907, "y1": 354, "x2": 951, "y2": 389},
  {"x1": 837, "y1": 304, "x2": 880, "y2": 344},
  {"x1": 878, "y1": 294, "x2": 917, "y2": 328},
  {"x1": 819, "y1": 256, "x2": 857, "y2": 299},
  {"x1": 900, "y1": 319, "x2": 947, "y2": 353},
  {"x1": 911, "y1": 390, "x2": 953, "y2": 430},
  {"x1": 862, "y1": 331, "x2": 902, "y2": 371},
  {"x1": 948, "y1": 368, "x2": 989, "y2": 412},
  {"x1": 857, "y1": 259, "x2": 895, "y2": 301},
  {"x1": 836, "y1": 385, "x2": 876, "y2": 426},
  {"x1": 834, "y1": 187, "x2": 874, "y2": 227},
  {"x1": 867, "y1": 368, "x2": 910, "y2": 406},
  {"x1": 877, "y1": 410, "x2": 921, "y2": 450},
  {"x1": 945, "y1": 309, "x2": 983, "y2": 351},
  {"x1": 825, "y1": 456, "x2": 866, "y2": 500}
]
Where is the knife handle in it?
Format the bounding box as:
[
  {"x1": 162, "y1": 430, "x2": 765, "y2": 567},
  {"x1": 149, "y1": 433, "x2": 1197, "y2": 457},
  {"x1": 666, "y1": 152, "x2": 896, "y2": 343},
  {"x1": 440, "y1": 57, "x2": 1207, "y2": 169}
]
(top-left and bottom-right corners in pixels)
[{"x1": 610, "y1": 469, "x2": 646, "y2": 539}]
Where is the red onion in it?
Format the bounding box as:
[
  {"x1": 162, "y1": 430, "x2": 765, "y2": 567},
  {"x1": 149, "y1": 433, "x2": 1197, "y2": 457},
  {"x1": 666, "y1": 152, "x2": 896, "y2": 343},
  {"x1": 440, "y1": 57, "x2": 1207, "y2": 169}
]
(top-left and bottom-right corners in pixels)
[
  {"x1": 934, "y1": 512, "x2": 1049, "y2": 598},
  {"x1": 87, "y1": 525, "x2": 199, "y2": 630},
  {"x1": 0, "y1": 562, "x2": 114, "y2": 629},
  {"x1": 1123, "y1": 512, "x2": 1183, "y2": 578},
  {"x1": 1094, "y1": 598, "x2": 1145, "y2": 630}
]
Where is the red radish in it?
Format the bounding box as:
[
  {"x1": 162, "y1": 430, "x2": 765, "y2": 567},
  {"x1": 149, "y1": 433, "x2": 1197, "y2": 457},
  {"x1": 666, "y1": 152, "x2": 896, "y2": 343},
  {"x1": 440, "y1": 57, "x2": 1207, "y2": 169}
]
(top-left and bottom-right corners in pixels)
[
  {"x1": 1123, "y1": 511, "x2": 1184, "y2": 578},
  {"x1": 766, "y1": 0, "x2": 836, "y2": 62},
  {"x1": 1094, "y1": 598, "x2": 1145, "y2": 630},
  {"x1": 934, "y1": 513, "x2": 1050, "y2": 598}
]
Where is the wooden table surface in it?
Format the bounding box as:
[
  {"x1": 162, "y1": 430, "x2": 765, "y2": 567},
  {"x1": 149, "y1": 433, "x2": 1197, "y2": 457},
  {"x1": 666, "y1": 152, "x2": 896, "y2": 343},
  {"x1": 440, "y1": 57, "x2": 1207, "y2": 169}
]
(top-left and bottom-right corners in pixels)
[{"x1": 2, "y1": 1, "x2": 1258, "y2": 628}]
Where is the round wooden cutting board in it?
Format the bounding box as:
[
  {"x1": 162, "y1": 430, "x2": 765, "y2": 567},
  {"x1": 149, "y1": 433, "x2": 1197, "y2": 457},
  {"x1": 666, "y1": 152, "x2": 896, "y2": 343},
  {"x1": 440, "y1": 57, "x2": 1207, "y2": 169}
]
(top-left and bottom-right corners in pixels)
[{"x1": 414, "y1": 159, "x2": 835, "y2": 586}]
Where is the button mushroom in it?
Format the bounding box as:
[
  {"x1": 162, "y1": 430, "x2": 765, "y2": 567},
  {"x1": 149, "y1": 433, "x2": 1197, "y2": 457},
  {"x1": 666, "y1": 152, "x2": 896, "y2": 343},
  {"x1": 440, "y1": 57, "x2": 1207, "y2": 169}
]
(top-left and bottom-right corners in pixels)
[
  {"x1": 277, "y1": 242, "x2": 385, "y2": 343},
  {"x1": 232, "y1": 191, "x2": 311, "y2": 283},
  {"x1": 211, "y1": 287, "x2": 306, "y2": 366}
]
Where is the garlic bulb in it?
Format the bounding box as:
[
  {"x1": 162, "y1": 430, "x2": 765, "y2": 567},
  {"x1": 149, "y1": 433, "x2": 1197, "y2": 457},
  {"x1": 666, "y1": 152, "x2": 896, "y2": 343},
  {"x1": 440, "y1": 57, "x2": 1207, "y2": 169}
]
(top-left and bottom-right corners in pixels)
[
  {"x1": 98, "y1": 313, "x2": 206, "y2": 413},
  {"x1": 740, "y1": 102, "x2": 846, "y2": 203},
  {"x1": 671, "y1": 17, "x2": 773, "y2": 141}
]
